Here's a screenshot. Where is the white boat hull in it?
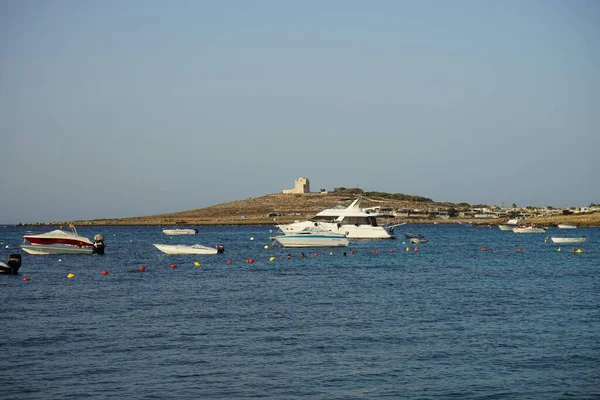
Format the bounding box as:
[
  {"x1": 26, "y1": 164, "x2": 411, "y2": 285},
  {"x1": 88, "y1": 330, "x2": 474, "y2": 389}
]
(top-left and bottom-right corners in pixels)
[
  {"x1": 274, "y1": 234, "x2": 350, "y2": 248},
  {"x1": 154, "y1": 244, "x2": 218, "y2": 255},
  {"x1": 513, "y1": 227, "x2": 546, "y2": 233},
  {"x1": 277, "y1": 221, "x2": 393, "y2": 239},
  {"x1": 499, "y1": 224, "x2": 517, "y2": 231},
  {"x1": 21, "y1": 244, "x2": 93, "y2": 255},
  {"x1": 550, "y1": 237, "x2": 586, "y2": 244},
  {"x1": 557, "y1": 224, "x2": 577, "y2": 229},
  {"x1": 162, "y1": 229, "x2": 197, "y2": 235}
]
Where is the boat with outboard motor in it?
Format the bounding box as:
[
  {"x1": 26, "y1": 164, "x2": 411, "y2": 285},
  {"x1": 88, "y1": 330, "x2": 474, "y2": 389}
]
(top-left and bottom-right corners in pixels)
[
  {"x1": 276, "y1": 198, "x2": 400, "y2": 239},
  {"x1": 153, "y1": 244, "x2": 224, "y2": 255},
  {"x1": 0, "y1": 254, "x2": 21, "y2": 274},
  {"x1": 20, "y1": 225, "x2": 105, "y2": 255}
]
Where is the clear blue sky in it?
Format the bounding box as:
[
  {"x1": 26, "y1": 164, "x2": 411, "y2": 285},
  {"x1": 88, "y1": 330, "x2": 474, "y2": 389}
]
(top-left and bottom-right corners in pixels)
[{"x1": 1, "y1": 0, "x2": 598, "y2": 224}]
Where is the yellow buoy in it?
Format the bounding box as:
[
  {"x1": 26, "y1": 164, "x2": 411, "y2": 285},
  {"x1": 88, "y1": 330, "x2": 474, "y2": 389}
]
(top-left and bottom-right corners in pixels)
[
  {"x1": 67, "y1": 273, "x2": 75, "y2": 279},
  {"x1": 576, "y1": 249, "x2": 584, "y2": 253},
  {"x1": 264, "y1": 245, "x2": 269, "y2": 249},
  {"x1": 269, "y1": 256, "x2": 275, "y2": 262},
  {"x1": 557, "y1": 247, "x2": 561, "y2": 252},
  {"x1": 194, "y1": 262, "x2": 201, "y2": 267}
]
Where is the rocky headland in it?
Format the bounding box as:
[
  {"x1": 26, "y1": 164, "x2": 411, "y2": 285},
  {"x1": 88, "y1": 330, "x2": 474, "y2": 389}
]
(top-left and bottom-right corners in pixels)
[{"x1": 22, "y1": 193, "x2": 600, "y2": 227}]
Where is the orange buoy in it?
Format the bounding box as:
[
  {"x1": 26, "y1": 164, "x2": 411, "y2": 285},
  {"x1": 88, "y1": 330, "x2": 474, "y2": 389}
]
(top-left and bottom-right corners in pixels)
[
  {"x1": 516, "y1": 247, "x2": 522, "y2": 252},
  {"x1": 480, "y1": 247, "x2": 487, "y2": 251},
  {"x1": 23, "y1": 277, "x2": 30, "y2": 282},
  {"x1": 139, "y1": 266, "x2": 146, "y2": 271},
  {"x1": 314, "y1": 253, "x2": 318, "y2": 257},
  {"x1": 102, "y1": 270, "x2": 109, "y2": 275},
  {"x1": 227, "y1": 259, "x2": 232, "y2": 264},
  {"x1": 350, "y1": 250, "x2": 355, "y2": 255},
  {"x1": 389, "y1": 249, "x2": 394, "y2": 253},
  {"x1": 414, "y1": 247, "x2": 419, "y2": 252}
]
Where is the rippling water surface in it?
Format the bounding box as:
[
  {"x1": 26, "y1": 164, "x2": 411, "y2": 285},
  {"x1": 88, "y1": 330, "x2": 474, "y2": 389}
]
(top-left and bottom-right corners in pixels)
[{"x1": 1, "y1": 224, "x2": 599, "y2": 399}]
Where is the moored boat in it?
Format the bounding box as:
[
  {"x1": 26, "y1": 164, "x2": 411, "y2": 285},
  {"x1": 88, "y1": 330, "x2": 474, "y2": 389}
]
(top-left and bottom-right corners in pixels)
[
  {"x1": 277, "y1": 198, "x2": 397, "y2": 239},
  {"x1": 557, "y1": 223, "x2": 577, "y2": 229},
  {"x1": 513, "y1": 225, "x2": 546, "y2": 233},
  {"x1": 153, "y1": 244, "x2": 224, "y2": 255},
  {"x1": 21, "y1": 225, "x2": 104, "y2": 255},
  {"x1": 550, "y1": 236, "x2": 586, "y2": 244},
  {"x1": 273, "y1": 230, "x2": 350, "y2": 248},
  {"x1": 0, "y1": 254, "x2": 21, "y2": 274},
  {"x1": 499, "y1": 218, "x2": 520, "y2": 231},
  {"x1": 162, "y1": 228, "x2": 199, "y2": 235}
]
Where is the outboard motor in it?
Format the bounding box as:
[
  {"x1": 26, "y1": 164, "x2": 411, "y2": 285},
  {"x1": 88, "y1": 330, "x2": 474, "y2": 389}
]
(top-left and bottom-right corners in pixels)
[
  {"x1": 216, "y1": 244, "x2": 225, "y2": 254},
  {"x1": 92, "y1": 234, "x2": 105, "y2": 255},
  {"x1": 0, "y1": 254, "x2": 22, "y2": 275}
]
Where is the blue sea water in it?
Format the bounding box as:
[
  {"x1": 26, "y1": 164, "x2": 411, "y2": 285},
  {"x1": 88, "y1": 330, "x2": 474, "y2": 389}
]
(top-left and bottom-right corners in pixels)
[{"x1": 1, "y1": 224, "x2": 599, "y2": 399}]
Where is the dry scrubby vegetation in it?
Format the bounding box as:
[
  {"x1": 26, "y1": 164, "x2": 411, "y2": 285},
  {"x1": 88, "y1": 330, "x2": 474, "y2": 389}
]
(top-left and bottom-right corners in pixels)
[{"x1": 45, "y1": 189, "x2": 600, "y2": 227}]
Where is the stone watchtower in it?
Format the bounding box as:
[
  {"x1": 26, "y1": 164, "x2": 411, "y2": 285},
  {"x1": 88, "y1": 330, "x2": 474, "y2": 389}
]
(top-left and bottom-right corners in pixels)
[{"x1": 282, "y1": 177, "x2": 310, "y2": 194}]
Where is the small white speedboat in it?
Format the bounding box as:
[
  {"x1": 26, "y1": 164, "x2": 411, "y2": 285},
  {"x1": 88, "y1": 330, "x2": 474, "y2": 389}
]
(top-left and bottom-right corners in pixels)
[
  {"x1": 273, "y1": 230, "x2": 349, "y2": 248},
  {"x1": 154, "y1": 244, "x2": 224, "y2": 255},
  {"x1": 550, "y1": 237, "x2": 586, "y2": 244},
  {"x1": 162, "y1": 228, "x2": 198, "y2": 235},
  {"x1": 499, "y1": 218, "x2": 520, "y2": 231},
  {"x1": 557, "y1": 223, "x2": 577, "y2": 229},
  {"x1": 513, "y1": 226, "x2": 546, "y2": 234}
]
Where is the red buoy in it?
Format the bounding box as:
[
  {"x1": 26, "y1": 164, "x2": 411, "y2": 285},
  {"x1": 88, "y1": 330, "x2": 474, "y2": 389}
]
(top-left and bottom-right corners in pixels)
[
  {"x1": 23, "y1": 277, "x2": 30, "y2": 282},
  {"x1": 139, "y1": 266, "x2": 146, "y2": 271},
  {"x1": 170, "y1": 263, "x2": 177, "y2": 269},
  {"x1": 102, "y1": 270, "x2": 109, "y2": 275},
  {"x1": 227, "y1": 259, "x2": 232, "y2": 264}
]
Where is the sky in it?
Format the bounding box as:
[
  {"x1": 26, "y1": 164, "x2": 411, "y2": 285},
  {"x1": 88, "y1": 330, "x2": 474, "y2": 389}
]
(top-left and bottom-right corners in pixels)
[{"x1": 1, "y1": 0, "x2": 598, "y2": 224}]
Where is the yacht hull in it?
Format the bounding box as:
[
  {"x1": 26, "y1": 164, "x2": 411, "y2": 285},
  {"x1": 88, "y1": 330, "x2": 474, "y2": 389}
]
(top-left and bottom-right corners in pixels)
[
  {"x1": 274, "y1": 234, "x2": 349, "y2": 248},
  {"x1": 21, "y1": 244, "x2": 94, "y2": 255}
]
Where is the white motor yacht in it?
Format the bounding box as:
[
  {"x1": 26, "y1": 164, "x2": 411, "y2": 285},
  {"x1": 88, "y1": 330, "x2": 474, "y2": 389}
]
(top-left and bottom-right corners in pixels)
[{"x1": 276, "y1": 198, "x2": 397, "y2": 239}]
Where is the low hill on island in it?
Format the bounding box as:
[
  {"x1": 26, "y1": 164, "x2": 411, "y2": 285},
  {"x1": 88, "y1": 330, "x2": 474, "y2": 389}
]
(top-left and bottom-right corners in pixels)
[{"x1": 52, "y1": 192, "x2": 600, "y2": 227}]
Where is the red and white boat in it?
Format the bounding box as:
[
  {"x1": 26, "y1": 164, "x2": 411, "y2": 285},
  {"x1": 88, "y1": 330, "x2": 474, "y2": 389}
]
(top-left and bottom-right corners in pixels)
[{"x1": 21, "y1": 225, "x2": 104, "y2": 255}]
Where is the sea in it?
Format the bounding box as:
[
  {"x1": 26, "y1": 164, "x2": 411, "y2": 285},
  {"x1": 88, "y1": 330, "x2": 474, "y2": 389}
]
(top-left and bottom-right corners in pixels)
[{"x1": 1, "y1": 224, "x2": 598, "y2": 400}]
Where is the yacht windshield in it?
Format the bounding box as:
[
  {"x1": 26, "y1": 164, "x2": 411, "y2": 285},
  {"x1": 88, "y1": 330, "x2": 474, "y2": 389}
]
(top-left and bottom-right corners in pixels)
[{"x1": 310, "y1": 216, "x2": 338, "y2": 223}]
